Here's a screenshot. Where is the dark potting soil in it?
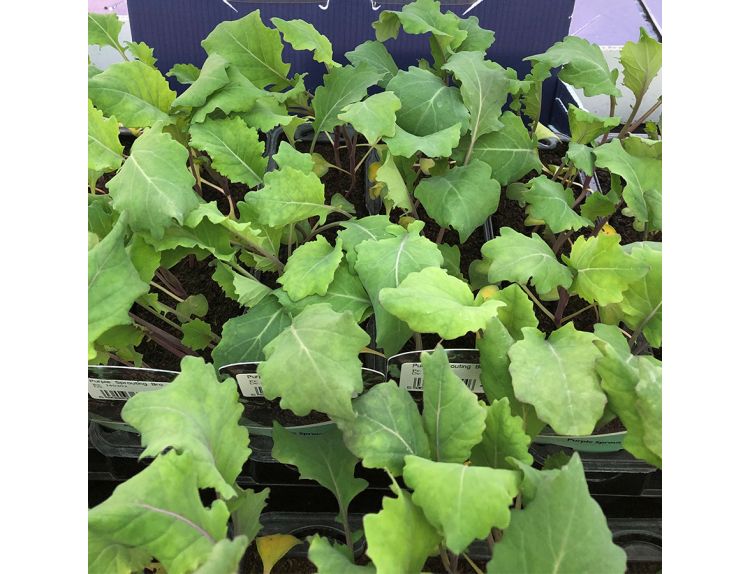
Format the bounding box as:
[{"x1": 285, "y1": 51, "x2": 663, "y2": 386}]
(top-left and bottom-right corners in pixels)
[
  {"x1": 240, "y1": 396, "x2": 330, "y2": 426},
  {"x1": 626, "y1": 561, "x2": 662, "y2": 573},
  {"x1": 595, "y1": 417, "x2": 627, "y2": 435}
]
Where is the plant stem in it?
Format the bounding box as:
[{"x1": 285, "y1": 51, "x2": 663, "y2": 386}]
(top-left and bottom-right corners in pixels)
[
  {"x1": 618, "y1": 94, "x2": 644, "y2": 140},
  {"x1": 462, "y1": 553, "x2": 484, "y2": 574},
  {"x1": 413, "y1": 332, "x2": 424, "y2": 351},
  {"x1": 137, "y1": 301, "x2": 185, "y2": 333},
  {"x1": 553, "y1": 287, "x2": 570, "y2": 328},
  {"x1": 331, "y1": 127, "x2": 342, "y2": 168},
  {"x1": 150, "y1": 281, "x2": 185, "y2": 304},
  {"x1": 129, "y1": 313, "x2": 194, "y2": 358},
  {"x1": 305, "y1": 221, "x2": 344, "y2": 242},
  {"x1": 598, "y1": 96, "x2": 618, "y2": 146},
  {"x1": 439, "y1": 545, "x2": 457, "y2": 574},
  {"x1": 189, "y1": 149, "x2": 202, "y2": 195},
  {"x1": 620, "y1": 97, "x2": 662, "y2": 139},
  {"x1": 551, "y1": 231, "x2": 573, "y2": 255},
  {"x1": 435, "y1": 227, "x2": 446, "y2": 244},
  {"x1": 463, "y1": 134, "x2": 477, "y2": 165},
  {"x1": 562, "y1": 304, "x2": 596, "y2": 324},
  {"x1": 354, "y1": 146, "x2": 375, "y2": 174},
  {"x1": 107, "y1": 353, "x2": 134, "y2": 368},
  {"x1": 341, "y1": 507, "x2": 354, "y2": 554},
  {"x1": 230, "y1": 234, "x2": 285, "y2": 272},
  {"x1": 628, "y1": 301, "x2": 662, "y2": 351},
  {"x1": 520, "y1": 284, "x2": 556, "y2": 322},
  {"x1": 287, "y1": 224, "x2": 294, "y2": 260},
  {"x1": 360, "y1": 347, "x2": 387, "y2": 359}
]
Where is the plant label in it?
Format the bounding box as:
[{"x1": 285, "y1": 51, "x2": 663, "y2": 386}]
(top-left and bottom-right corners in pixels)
[
  {"x1": 398, "y1": 362, "x2": 484, "y2": 393},
  {"x1": 88, "y1": 378, "x2": 169, "y2": 401}
]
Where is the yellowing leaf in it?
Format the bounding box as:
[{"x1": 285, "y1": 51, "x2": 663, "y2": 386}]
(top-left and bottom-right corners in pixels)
[{"x1": 256, "y1": 534, "x2": 301, "y2": 574}]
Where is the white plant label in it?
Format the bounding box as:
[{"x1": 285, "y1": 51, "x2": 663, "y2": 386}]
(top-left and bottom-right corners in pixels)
[
  {"x1": 398, "y1": 363, "x2": 484, "y2": 393},
  {"x1": 88, "y1": 378, "x2": 168, "y2": 401},
  {"x1": 236, "y1": 373, "x2": 265, "y2": 398}
]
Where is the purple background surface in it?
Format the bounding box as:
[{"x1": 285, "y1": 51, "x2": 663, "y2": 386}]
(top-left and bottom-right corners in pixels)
[{"x1": 570, "y1": 0, "x2": 661, "y2": 44}]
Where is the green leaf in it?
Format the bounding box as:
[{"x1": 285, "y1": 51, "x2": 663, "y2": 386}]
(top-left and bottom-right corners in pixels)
[
  {"x1": 339, "y1": 215, "x2": 394, "y2": 270},
  {"x1": 354, "y1": 223, "x2": 443, "y2": 356},
  {"x1": 509, "y1": 324, "x2": 606, "y2": 435},
  {"x1": 481, "y1": 227, "x2": 573, "y2": 294},
  {"x1": 568, "y1": 104, "x2": 620, "y2": 144},
  {"x1": 470, "y1": 398, "x2": 533, "y2": 469},
  {"x1": 88, "y1": 12, "x2": 123, "y2": 51},
  {"x1": 344, "y1": 41, "x2": 398, "y2": 88},
  {"x1": 566, "y1": 141, "x2": 597, "y2": 176},
  {"x1": 373, "y1": 0, "x2": 467, "y2": 53},
  {"x1": 403, "y1": 456, "x2": 520, "y2": 554},
  {"x1": 420, "y1": 346, "x2": 487, "y2": 462},
  {"x1": 125, "y1": 41, "x2": 156, "y2": 67},
  {"x1": 167, "y1": 63, "x2": 201, "y2": 85},
  {"x1": 229, "y1": 487, "x2": 269, "y2": 543},
  {"x1": 259, "y1": 304, "x2": 370, "y2": 420},
  {"x1": 364, "y1": 487, "x2": 441, "y2": 574},
  {"x1": 212, "y1": 296, "x2": 292, "y2": 366},
  {"x1": 493, "y1": 284, "x2": 539, "y2": 341},
  {"x1": 594, "y1": 138, "x2": 662, "y2": 230},
  {"x1": 524, "y1": 176, "x2": 592, "y2": 233},
  {"x1": 88, "y1": 451, "x2": 231, "y2": 574},
  {"x1": 88, "y1": 219, "x2": 148, "y2": 359},
  {"x1": 278, "y1": 236, "x2": 344, "y2": 301},
  {"x1": 383, "y1": 123, "x2": 462, "y2": 158},
  {"x1": 564, "y1": 233, "x2": 649, "y2": 306},
  {"x1": 190, "y1": 117, "x2": 266, "y2": 188},
  {"x1": 243, "y1": 168, "x2": 327, "y2": 228},
  {"x1": 272, "y1": 18, "x2": 337, "y2": 69},
  {"x1": 338, "y1": 381, "x2": 430, "y2": 476},
  {"x1": 617, "y1": 242, "x2": 662, "y2": 347},
  {"x1": 438, "y1": 243, "x2": 463, "y2": 280},
  {"x1": 272, "y1": 141, "x2": 315, "y2": 171},
  {"x1": 192, "y1": 537, "x2": 249, "y2": 574},
  {"x1": 374, "y1": 151, "x2": 413, "y2": 213},
  {"x1": 453, "y1": 111, "x2": 542, "y2": 185},
  {"x1": 181, "y1": 319, "x2": 214, "y2": 351},
  {"x1": 127, "y1": 233, "x2": 161, "y2": 283},
  {"x1": 272, "y1": 423, "x2": 368, "y2": 526},
  {"x1": 201, "y1": 10, "x2": 290, "y2": 89},
  {"x1": 232, "y1": 270, "x2": 272, "y2": 309},
  {"x1": 339, "y1": 91, "x2": 401, "y2": 146},
  {"x1": 621, "y1": 27, "x2": 662, "y2": 100},
  {"x1": 88, "y1": 99, "x2": 123, "y2": 173},
  {"x1": 387, "y1": 66, "x2": 468, "y2": 137},
  {"x1": 443, "y1": 51, "x2": 510, "y2": 140},
  {"x1": 380, "y1": 267, "x2": 504, "y2": 340},
  {"x1": 581, "y1": 188, "x2": 620, "y2": 221},
  {"x1": 122, "y1": 357, "x2": 250, "y2": 498},
  {"x1": 190, "y1": 66, "x2": 271, "y2": 123},
  {"x1": 488, "y1": 454, "x2": 627, "y2": 573},
  {"x1": 309, "y1": 535, "x2": 376, "y2": 574},
  {"x1": 171, "y1": 54, "x2": 231, "y2": 110},
  {"x1": 526, "y1": 36, "x2": 620, "y2": 97},
  {"x1": 89, "y1": 61, "x2": 175, "y2": 128},
  {"x1": 456, "y1": 15, "x2": 495, "y2": 53},
  {"x1": 414, "y1": 160, "x2": 500, "y2": 242}
]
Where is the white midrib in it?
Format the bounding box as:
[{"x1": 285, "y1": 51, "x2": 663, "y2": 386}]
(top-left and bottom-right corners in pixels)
[
  {"x1": 547, "y1": 344, "x2": 575, "y2": 424},
  {"x1": 224, "y1": 29, "x2": 288, "y2": 84}
]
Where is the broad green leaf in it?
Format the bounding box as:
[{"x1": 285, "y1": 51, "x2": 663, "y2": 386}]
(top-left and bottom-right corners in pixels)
[
  {"x1": 193, "y1": 537, "x2": 248, "y2": 574},
  {"x1": 272, "y1": 141, "x2": 315, "y2": 172},
  {"x1": 243, "y1": 168, "x2": 327, "y2": 228},
  {"x1": 171, "y1": 54, "x2": 231, "y2": 110},
  {"x1": 363, "y1": 487, "x2": 441, "y2": 574},
  {"x1": 623, "y1": 136, "x2": 662, "y2": 160},
  {"x1": 272, "y1": 18, "x2": 337, "y2": 69},
  {"x1": 182, "y1": 319, "x2": 214, "y2": 351},
  {"x1": 387, "y1": 66, "x2": 468, "y2": 137},
  {"x1": 383, "y1": 123, "x2": 462, "y2": 158},
  {"x1": 420, "y1": 346, "x2": 487, "y2": 462},
  {"x1": 278, "y1": 236, "x2": 344, "y2": 301},
  {"x1": 526, "y1": 36, "x2": 620, "y2": 97},
  {"x1": 493, "y1": 284, "x2": 539, "y2": 341},
  {"x1": 146, "y1": 219, "x2": 235, "y2": 262},
  {"x1": 568, "y1": 104, "x2": 620, "y2": 144},
  {"x1": 581, "y1": 187, "x2": 620, "y2": 220},
  {"x1": 621, "y1": 27, "x2": 662, "y2": 100},
  {"x1": 338, "y1": 215, "x2": 394, "y2": 270},
  {"x1": 127, "y1": 233, "x2": 161, "y2": 283},
  {"x1": 212, "y1": 297, "x2": 292, "y2": 366},
  {"x1": 257, "y1": 535, "x2": 302, "y2": 574},
  {"x1": 470, "y1": 398, "x2": 533, "y2": 469},
  {"x1": 88, "y1": 219, "x2": 148, "y2": 359},
  {"x1": 380, "y1": 267, "x2": 504, "y2": 340},
  {"x1": 617, "y1": 242, "x2": 662, "y2": 347},
  {"x1": 339, "y1": 91, "x2": 401, "y2": 145},
  {"x1": 312, "y1": 64, "x2": 384, "y2": 136},
  {"x1": 443, "y1": 51, "x2": 510, "y2": 140},
  {"x1": 509, "y1": 324, "x2": 606, "y2": 435},
  {"x1": 259, "y1": 304, "x2": 369, "y2": 420},
  {"x1": 487, "y1": 454, "x2": 627, "y2": 573},
  {"x1": 309, "y1": 535, "x2": 376, "y2": 574},
  {"x1": 566, "y1": 141, "x2": 597, "y2": 176},
  {"x1": 121, "y1": 357, "x2": 250, "y2": 498},
  {"x1": 564, "y1": 233, "x2": 649, "y2": 306},
  {"x1": 524, "y1": 176, "x2": 592, "y2": 233},
  {"x1": 375, "y1": 151, "x2": 413, "y2": 213},
  {"x1": 190, "y1": 117, "x2": 266, "y2": 188},
  {"x1": 414, "y1": 159, "x2": 500, "y2": 242},
  {"x1": 481, "y1": 227, "x2": 573, "y2": 294},
  {"x1": 167, "y1": 63, "x2": 201, "y2": 85},
  {"x1": 175, "y1": 293, "x2": 208, "y2": 320},
  {"x1": 88, "y1": 99, "x2": 123, "y2": 173},
  {"x1": 229, "y1": 487, "x2": 269, "y2": 543},
  {"x1": 88, "y1": 64, "x2": 103, "y2": 79},
  {"x1": 191, "y1": 66, "x2": 270, "y2": 123},
  {"x1": 125, "y1": 41, "x2": 156, "y2": 67},
  {"x1": 338, "y1": 381, "x2": 430, "y2": 475},
  {"x1": 373, "y1": 0, "x2": 467, "y2": 53},
  {"x1": 453, "y1": 111, "x2": 542, "y2": 185},
  {"x1": 456, "y1": 15, "x2": 495, "y2": 53},
  {"x1": 88, "y1": 12, "x2": 123, "y2": 51},
  {"x1": 403, "y1": 456, "x2": 520, "y2": 553},
  {"x1": 95, "y1": 324, "x2": 145, "y2": 366},
  {"x1": 354, "y1": 222, "x2": 443, "y2": 356},
  {"x1": 201, "y1": 10, "x2": 290, "y2": 89},
  {"x1": 594, "y1": 138, "x2": 662, "y2": 230},
  {"x1": 438, "y1": 243, "x2": 463, "y2": 280},
  {"x1": 89, "y1": 61, "x2": 175, "y2": 128},
  {"x1": 272, "y1": 423, "x2": 368, "y2": 525},
  {"x1": 345, "y1": 40, "x2": 398, "y2": 88},
  {"x1": 88, "y1": 451, "x2": 231, "y2": 574},
  {"x1": 233, "y1": 271, "x2": 272, "y2": 308}
]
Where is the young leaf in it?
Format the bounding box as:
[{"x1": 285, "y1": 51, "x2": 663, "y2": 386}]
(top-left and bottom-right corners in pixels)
[
  {"x1": 272, "y1": 423, "x2": 368, "y2": 526},
  {"x1": 566, "y1": 142, "x2": 597, "y2": 176},
  {"x1": 88, "y1": 99, "x2": 123, "y2": 173},
  {"x1": 568, "y1": 104, "x2": 620, "y2": 144},
  {"x1": 508, "y1": 325, "x2": 606, "y2": 436},
  {"x1": 487, "y1": 454, "x2": 627, "y2": 573},
  {"x1": 122, "y1": 356, "x2": 250, "y2": 498},
  {"x1": 259, "y1": 304, "x2": 370, "y2": 421},
  {"x1": 620, "y1": 27, "x2": 662, "y2": 101},
  {"x1": 167, "y1": 63, "x2": 201, "y2": 85},
  {"x1": 338, "y1": 91, "x2": 401, "y2": 146},
  {"x1": 403, "y1": 456, "x2": 520, "y2": 554},
  {"x1": 379, "y1": 267, "x2": 504, "y2": 340},
  {"x1": 212, "y1": 296, "x2": 292, "y2": 366},
  {"x1": 256, "y1": 535, "x2": 302, "y2": 574},
  {"x1": 192, "y1": 537, "x2": 249, "y2": 574},
  {"x1": 272, "y1": 141, "x2": 315, "y2": 172},
  {"x1": 89, "y1": 61, "x2": 175, "y2": 128},
  {"x1": 308, "y1": 535, "x2": 376, "y2": 574},
  {"x1": 470, "y1": 398, "x2": 533, "y2": 469},
  {"x1": 524, "y1": 176, "x2": 592, "y2": 233},
  {"x1": 243, "y1": 168, "x2": 327, "y2": 228},
  {"x1": 363, "y1": 487, "x2": 441, "y2": 574},
  {"x1": 339, "y1": 216, "x2": 394, "y2": 270},
  {"x1": 125, "y1": 41, "x2": 157, "y2": 67},
  {"x1": 228, "y1": 487, "x2": 268, "y2": 543},
  {"x1": 190, "y1": 117, "x2": 267, "y2": 188},
  {"x1": 414, "y1": 159, "x2": 500, "y2": 242},
  {"x1": 456, "y1": 15, "x2": 495, "y2": 53},
  {"x1": 481, "y1": 227, "x2": 573, "y2": 294},
  {"x1": 191, "y1": 66, "x2": 271, "y2": 123},
  {"x1": 272, "y1": 18, "x2": 338, "y2": 69},
  {"x1": 526, "y1": 36, "x2": 620, "y2": 97},
  {"x1": 563, "y1": 233, "x2": 650, "y2": 306},
  {"x1": 420, "y1": 346, "x2": 487, "y2": 462},
  {"x1": 493, "y1": 284, "x2": 539, "y2": 340},
  {"x1": 383, "y1": 123, "x2": 462, "y2": 158},
  {"x1": 338, "y1": 381, "x2": 430, "y2": 476},
  {"x1": 345, "y1": 40, "x2": 398, "y2": 88},
  {"x1": 278, "y1": 236, "x2": 344, "y2": 301},
  {"x1": 438, "y1": 243, "x2": 463, "y2": 280},
  {"x1": 373, "y1": 0, "x2": 467, "y2": 53},
  {"x1": 375, "y1": 151, "x2": 413, "y2": 213},
  {"x1": 182, "y1": 319, "x2": 214, "y2": 351},
  {"x1": 88, "y1": 12, "x2": 123, "y2": 51},
  {"x1": 201, "y1": 10, "x2": 290, "y2": 89},
  {"x1": 171, "y1": 54, "x2": 231, "y2": 110},
  {"x1": 617, "y1": 242, "x2": 662, "y2": 347},
  {"x1": 233, "y1": 272, "x2": 272, "y2": 309}
]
